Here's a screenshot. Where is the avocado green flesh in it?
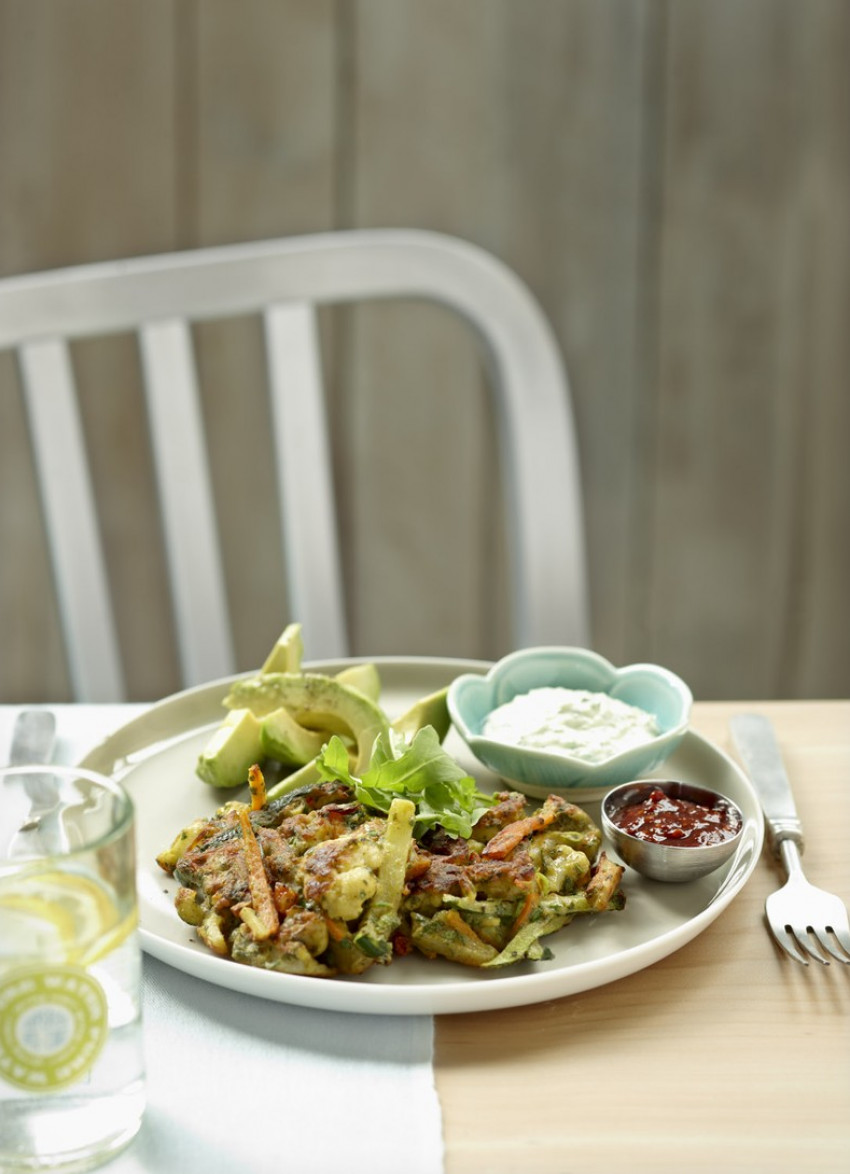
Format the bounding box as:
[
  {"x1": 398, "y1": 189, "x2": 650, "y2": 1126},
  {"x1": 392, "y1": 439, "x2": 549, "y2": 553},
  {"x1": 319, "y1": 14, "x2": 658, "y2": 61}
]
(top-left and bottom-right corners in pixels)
[
  {"x1": 334, "y1": 662, "x2": 381, "y2": 702},
  {"x1": 259, "y1": 624, "x2": 382, "y2": 705},
  {"x1": 226, "y1": 672, "x2": 389, "y2": 775},
  {"x1": 391, "y1": 686, "x2": 451, "y2": 741},
  {"x1": 261, "y1": 622, "x2": 304, "y2": 674},
  {"x1": 259, "y1": 706, "x2": 326, "y2": 765},
  {"x1": 196, "y1": 708, "x2": 263, "y2": 789},
  {"x1": 196, "y1": 648, "x2": 447, "y2": 791}
]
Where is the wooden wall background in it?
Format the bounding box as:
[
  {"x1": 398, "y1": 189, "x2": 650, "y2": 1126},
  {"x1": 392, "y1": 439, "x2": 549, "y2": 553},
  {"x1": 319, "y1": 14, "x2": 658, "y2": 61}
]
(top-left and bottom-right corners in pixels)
[{"x1": 1, "y1": 0, "x2": 848, "y2": 704}]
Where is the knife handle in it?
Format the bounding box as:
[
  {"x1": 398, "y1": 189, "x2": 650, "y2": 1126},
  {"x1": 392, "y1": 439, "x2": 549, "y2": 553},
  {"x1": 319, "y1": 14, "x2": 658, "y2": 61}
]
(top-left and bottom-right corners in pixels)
[{"x1": 729, "y1": 713, "x2": 804, "y2": 856}]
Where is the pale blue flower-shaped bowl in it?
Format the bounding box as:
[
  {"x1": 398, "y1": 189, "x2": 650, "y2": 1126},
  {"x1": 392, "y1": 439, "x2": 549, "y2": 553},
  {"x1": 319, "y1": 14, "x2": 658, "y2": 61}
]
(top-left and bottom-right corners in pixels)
[{"x1": 447, "y1": 647, "x2": 693, "y2": 800}]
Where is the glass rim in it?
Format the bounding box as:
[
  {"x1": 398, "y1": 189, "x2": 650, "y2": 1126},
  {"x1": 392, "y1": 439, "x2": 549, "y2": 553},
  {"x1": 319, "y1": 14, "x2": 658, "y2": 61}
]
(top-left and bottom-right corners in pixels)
[{"x1": 0, "y1": 764, "x2": 134, "y2": 867}]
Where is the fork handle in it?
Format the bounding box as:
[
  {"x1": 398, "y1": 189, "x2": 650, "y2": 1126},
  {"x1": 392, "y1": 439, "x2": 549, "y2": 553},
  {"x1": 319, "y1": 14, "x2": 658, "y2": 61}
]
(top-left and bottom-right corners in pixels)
[{"x1": 730, "y1": 713, "x2": 805, "y2": 856}]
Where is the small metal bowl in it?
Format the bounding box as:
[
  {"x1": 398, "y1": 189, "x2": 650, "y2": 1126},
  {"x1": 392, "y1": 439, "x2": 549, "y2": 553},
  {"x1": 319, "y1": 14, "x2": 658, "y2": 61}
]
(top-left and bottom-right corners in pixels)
[{"x1": 601, "y1": 779, "x2": 744, "y2": 883}]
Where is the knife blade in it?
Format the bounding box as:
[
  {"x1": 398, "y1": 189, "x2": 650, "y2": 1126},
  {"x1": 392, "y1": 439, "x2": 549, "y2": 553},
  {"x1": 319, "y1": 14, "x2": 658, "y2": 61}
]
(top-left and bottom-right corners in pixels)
[
  {"x1": 8, "y1": 709, "x2": 56, "y2": 767},
  {"x1": 729, "y1": 712, "x2": 804, "y2": 856},
  {"x1": 7, "y1": 710, "x2": 59, "y2": 856}
]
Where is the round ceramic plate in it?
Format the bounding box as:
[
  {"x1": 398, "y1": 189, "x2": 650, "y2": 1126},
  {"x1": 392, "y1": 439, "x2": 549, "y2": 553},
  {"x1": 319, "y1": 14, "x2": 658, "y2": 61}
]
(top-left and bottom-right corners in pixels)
[{"x1": 79, "y1": 657, "x2": 764, "y2": 1016}]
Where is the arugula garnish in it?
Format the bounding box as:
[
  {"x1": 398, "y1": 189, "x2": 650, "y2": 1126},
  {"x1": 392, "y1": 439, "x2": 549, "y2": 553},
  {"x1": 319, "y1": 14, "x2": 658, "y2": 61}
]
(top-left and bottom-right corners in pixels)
[{"x1": 315, "y1": 726, "x2": 493, "y2": 839}]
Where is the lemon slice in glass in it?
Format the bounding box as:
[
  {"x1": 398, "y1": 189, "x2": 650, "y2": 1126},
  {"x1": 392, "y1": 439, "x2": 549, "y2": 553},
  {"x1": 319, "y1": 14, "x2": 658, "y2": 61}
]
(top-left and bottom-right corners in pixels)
[{"x1": 0, "y1": 869, "x2": 133, "y2": 970}]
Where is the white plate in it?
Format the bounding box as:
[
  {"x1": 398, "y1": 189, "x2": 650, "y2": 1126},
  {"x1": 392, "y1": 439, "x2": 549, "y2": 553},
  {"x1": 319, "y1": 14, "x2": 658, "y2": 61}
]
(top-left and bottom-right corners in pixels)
[{"x1": 80, "y1": 657, "x2": 764, "y2": 1016}]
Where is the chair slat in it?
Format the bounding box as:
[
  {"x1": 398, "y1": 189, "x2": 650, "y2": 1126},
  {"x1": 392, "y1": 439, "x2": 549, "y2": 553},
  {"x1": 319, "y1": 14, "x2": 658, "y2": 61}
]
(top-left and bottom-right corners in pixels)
[
  {"x1": 138, "y1": 319, "x2": 235, "y2": 685},
  {"x1": 18, "y1": 339, "x2": 125, "y2": 701},
  {"x1": 482, "y1": 312, "x2": 589, "y2": 649},
  {"x1": 263, "y1": 302, "x2": 349, "y2": 659},
  {"x1": 3, "y1": 230, "x2": 590, "y2": 702}
]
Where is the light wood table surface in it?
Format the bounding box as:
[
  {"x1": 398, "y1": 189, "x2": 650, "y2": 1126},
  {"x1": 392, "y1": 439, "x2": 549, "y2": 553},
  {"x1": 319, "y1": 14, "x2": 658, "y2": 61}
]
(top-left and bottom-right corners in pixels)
[{"x1": 435, "y1": 701, "x2": 850, "y2": 1174}]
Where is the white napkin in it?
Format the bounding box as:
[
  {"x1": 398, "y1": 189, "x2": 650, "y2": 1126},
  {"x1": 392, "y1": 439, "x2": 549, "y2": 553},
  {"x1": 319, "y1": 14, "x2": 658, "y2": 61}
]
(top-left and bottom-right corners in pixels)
[
  {"x1": 123, "y1": 958, "x2": 439, "y2": 1174},
  {"x1": 1, "y1": 706, "x2": 444, "y2": 1174}
]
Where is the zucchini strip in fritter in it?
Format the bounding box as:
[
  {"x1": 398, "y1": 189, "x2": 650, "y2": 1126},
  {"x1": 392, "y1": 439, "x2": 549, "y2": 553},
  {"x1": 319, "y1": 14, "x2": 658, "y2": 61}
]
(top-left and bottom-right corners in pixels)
[
  {"x1": 409, "y1": 909, "x2": 499, "y2": 967},
  {"x1": 482, "y1": 876, "x2": 625, "y2": 969},
  {"x1": 354, "y1": 797, "x2": 416, "y2": 960}
]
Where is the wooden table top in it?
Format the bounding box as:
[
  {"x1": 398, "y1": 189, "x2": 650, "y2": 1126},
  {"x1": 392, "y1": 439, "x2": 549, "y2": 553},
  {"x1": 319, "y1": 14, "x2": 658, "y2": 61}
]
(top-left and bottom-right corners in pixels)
[{"x1": 435, "y1": 700, "x2": 850, "y2": 1174}]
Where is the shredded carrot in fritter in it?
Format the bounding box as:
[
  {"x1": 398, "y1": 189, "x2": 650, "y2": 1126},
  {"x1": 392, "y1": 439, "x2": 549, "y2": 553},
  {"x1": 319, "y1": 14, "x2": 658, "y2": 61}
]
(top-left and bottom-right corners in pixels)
[
  {"x1": 508, "y1": 889, "x2": 539, "y2": 937},
  {"x1": 248, "y1": 763, "x2": 267, "y2": 811},
  {"x1": 442, "y1": 909, "x2": 489, "y2": 946},
  {"x1": 481, "y1": 811, "x2": 553, "y2": 859},
  {"x1": 585, "y1": 853, "x2": 625, "y2": 911},
  {"x1": 273, "y1": 883, "x2": 298, "y2": 916},
  {"x1": 238, "y1": 808, "x2": 279, "y2": 940},
  {"x1": 324, "y1": 917, "x2": 348, "y2": 942}
]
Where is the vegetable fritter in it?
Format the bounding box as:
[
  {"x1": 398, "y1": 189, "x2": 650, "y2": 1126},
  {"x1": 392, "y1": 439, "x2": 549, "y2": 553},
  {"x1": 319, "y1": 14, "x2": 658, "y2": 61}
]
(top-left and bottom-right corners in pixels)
[{"x1": 156, "y1": 776, "x2": 625, "y2": 977}]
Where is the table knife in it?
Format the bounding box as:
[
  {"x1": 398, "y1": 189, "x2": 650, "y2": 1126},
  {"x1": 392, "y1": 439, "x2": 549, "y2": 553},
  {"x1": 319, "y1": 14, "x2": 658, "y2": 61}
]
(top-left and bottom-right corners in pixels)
[
  {"x1": 7, "y1": 709, "x2": 59, "y2": 855},
  {"x1": 8, "y1": 708, "x2": 56, "y2": 767},
  {"x1": 729, "y1": 712, "x2": 804, "y2": 856}
]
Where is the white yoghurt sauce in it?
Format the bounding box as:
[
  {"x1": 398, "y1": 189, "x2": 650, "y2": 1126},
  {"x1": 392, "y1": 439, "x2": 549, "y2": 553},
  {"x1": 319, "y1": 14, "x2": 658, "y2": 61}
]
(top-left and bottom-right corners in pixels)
[{"x1": 482, "y1": 687, "x2": 660, "y2": 764}]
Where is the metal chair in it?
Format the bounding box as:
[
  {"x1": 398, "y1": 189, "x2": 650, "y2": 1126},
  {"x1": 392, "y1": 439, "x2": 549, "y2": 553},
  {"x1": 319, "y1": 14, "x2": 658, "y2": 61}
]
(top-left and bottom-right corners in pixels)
[{"x1": 0, "y1": 229, "x2": 589, "y2": 700}]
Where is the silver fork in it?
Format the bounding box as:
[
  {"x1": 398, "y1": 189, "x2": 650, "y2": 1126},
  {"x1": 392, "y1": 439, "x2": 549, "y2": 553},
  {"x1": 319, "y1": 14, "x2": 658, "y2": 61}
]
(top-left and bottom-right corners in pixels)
[{"x1": 730, "y1": 713, "x2": 850, "y2": 966}]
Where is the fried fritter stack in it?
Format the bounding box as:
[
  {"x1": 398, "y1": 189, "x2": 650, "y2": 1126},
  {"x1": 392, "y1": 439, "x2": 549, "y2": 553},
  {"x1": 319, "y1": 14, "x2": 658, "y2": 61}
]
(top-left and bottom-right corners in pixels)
[{"x1": 157, "y1": 780, "x2": 625, "y2": 977}]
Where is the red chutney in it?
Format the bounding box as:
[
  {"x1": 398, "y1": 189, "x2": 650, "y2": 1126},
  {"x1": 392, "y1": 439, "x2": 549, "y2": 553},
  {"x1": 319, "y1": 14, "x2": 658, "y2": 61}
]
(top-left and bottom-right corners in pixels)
[{"x1": 612, "y1": 787, "x2": 741, "y2": 848}]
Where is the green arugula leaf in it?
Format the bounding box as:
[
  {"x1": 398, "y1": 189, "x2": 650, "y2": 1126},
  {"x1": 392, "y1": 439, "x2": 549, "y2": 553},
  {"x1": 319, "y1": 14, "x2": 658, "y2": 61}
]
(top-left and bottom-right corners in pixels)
[
  {"x1": 315, "y1": 732, "x2": 351, "y2": 783},
  {"x1": 315, "y1": 726, "x2": 492, "y2": 839}
]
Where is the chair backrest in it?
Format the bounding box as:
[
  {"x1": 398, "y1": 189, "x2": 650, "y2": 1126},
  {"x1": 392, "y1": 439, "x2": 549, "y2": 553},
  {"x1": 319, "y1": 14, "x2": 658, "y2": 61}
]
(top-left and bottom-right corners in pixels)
[{"x1": 0, "y1": 229, "x2": 589, "y2": 701}]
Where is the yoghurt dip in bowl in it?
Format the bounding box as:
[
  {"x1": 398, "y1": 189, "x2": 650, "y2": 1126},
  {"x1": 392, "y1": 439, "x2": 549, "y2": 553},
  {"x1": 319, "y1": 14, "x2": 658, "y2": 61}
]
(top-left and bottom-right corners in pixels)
[
  {"x1": 482, "y1": 686, "x2": 662, "y2": 764},
  {"x1": 447, "y1": 647, "x2": 692, "y2": 800}
]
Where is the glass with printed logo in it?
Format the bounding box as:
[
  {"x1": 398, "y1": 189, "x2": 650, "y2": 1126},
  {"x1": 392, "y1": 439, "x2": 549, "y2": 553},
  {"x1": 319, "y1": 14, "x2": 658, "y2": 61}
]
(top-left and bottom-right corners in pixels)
[{"x1": 0, "y1": 765, "x2": 145, "y2": 1172}]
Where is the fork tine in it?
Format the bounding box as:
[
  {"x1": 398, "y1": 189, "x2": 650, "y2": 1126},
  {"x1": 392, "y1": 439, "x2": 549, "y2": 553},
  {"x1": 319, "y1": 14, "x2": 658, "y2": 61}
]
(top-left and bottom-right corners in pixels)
[
  {"x1": 815, "y1": 924, "x2": 850, "y2": 964},
  {"x1": 803, "y1": 926, "x2": 847, "y2": 965},
  {"x1": 790, "y1": 926, "x2": 831, "y2": 965},
  {"x1": 768, "y1": 918, "x2": 811, "y2": 965},
  {"x1": 832, "y1": 923, "x2": 850, "y2": 959}
]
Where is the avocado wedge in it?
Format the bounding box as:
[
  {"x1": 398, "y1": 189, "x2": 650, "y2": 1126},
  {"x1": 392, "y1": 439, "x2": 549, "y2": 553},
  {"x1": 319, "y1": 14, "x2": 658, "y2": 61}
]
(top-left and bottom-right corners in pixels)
[
  {"x1": 391, "y1": 686, "x2": 451, "y2": 742},
  {"x1": 259, "y1": 706, "x2": 326, "y2": 766},
  {"x1": 226, "y1": 672, "x2": 389, "y2": 775},
  {"x1": 196, "y1": 708, "x2": 264, "y2": 789},
  {"x1": 334, "y1": 662, "x2": 381, "y2": 703},
  {"x1": 195, "y1": 619, "x2": 447, "y2": 792},
  {"x1": 260, "y1": 621, "x2": 304, "y2": 674},
  {"x1": 260, "y1": 623, "x2": 382, "y2": 703}
]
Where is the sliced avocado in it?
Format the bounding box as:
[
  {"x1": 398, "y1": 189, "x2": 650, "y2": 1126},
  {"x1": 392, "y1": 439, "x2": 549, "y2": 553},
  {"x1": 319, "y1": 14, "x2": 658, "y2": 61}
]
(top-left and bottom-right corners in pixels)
[
  {"x1": 335, "y1": 662, "x2": 381, "y2": 703},
  {"x1": 196, "y1": 708, "x2": 263, "y2": 789},
  {"x1": 225, "y1": 672, "x2": 389, "y2": 775},
  {"x1": 260, "y1": 706, "x2": 326, "y2": 766},
  {"x1": 261, "y1": 622, "x2": 304, "y2": 674},
  {"x1": 391, "y1": 686, "x2": 451, "y2": 742},
  {"x1": 266, "y1": 757, "x2": 322, "y2": 799}
]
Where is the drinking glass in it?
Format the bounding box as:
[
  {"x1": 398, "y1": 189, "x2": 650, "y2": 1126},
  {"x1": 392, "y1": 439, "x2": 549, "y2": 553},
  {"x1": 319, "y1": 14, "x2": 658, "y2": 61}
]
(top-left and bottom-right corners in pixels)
[{"x1": 0, "y1": 765, "x2": 145, "y2": 1172}]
